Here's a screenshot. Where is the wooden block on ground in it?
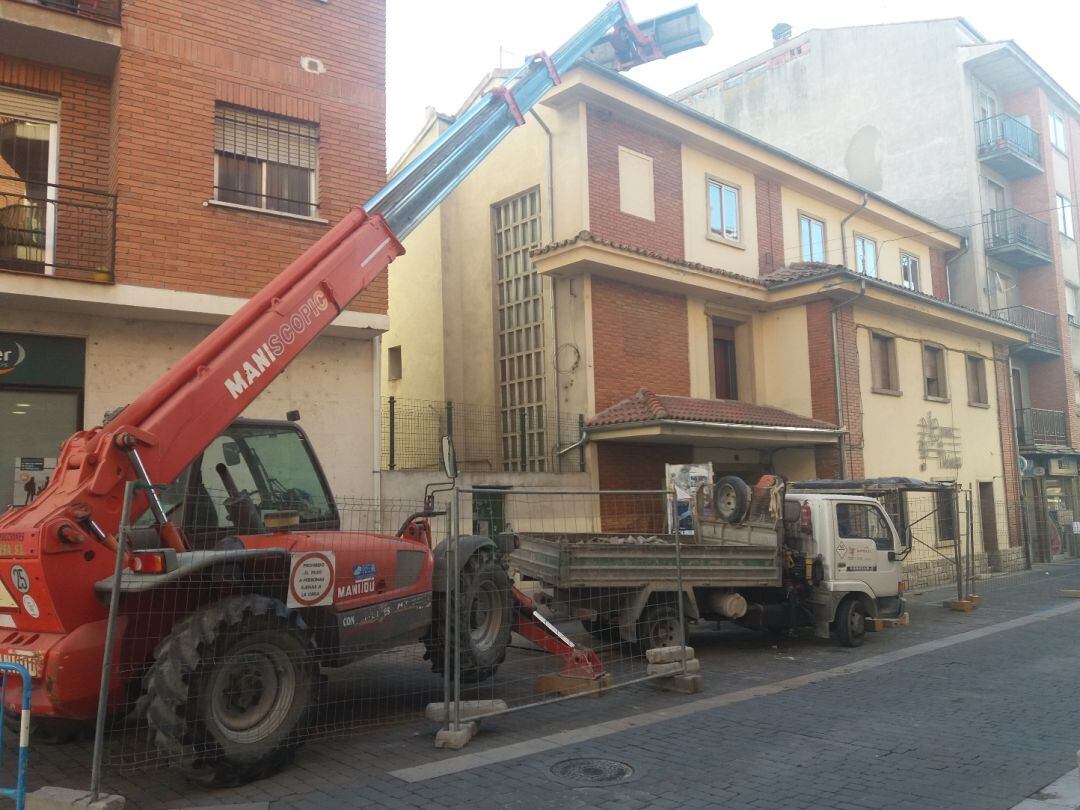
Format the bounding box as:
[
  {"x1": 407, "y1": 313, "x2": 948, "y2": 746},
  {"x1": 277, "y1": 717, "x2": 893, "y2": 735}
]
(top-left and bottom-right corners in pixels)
[
  {"x1": 646, "y1": 645, "x2": 695, "y2": 664},
  {"x1": 944, "y1": 599, "x2": 977, "y2": 612},
  {"x1": 967, "y1": 595, "x2": 982, "y2": 606},
  {"x1": 870, "y1": 612, "x2": 911, "y2": 631},
  {"x1": 647, "y1": 658, "x2": 701, "y2": 677},
  {"x1": 654, "y1": 673, "x2": 702, "y2": 694},
  {"x1": 1061, "y1": 589, "x2": 1080, "y2": 598},
  {"x1": 534, "y1": 671, "x2": 613, "y2": 698}
]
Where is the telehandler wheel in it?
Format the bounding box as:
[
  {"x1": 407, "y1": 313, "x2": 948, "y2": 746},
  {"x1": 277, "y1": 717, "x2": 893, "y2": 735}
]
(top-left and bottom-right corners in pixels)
[
  {"x1": 425, "y1": 548, "x2": 512, "y2": 683},
  {"x1": 143, "y1": 595, "x2": 319, "y2": 787},
  {"x1": 834, "y1": 597, "x2": 867, "y2": 648},
  {"x1": 638, "y1": 604, "x2": 687, "y2": 653}
]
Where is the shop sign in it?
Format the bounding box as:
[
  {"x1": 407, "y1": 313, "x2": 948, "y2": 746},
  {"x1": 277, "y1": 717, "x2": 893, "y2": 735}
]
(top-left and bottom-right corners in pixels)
[{"x1": 0, "y1": 333, "x2": 85, "y2": 388}]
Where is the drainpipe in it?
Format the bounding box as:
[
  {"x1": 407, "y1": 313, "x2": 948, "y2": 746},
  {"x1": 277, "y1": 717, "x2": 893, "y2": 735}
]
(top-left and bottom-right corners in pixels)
[
  {"x1": 840, "y1": 192, "x2": 870, "y2": 268},
  {"x1": 945, "y1": 236, "x2": 969, "y2": 305},
  {"x1": 830, "y1": 280, "x2": 867, "y2": 479},
  {"x1": 531, "y1": 108, "x2": 564, "y2": 450}
]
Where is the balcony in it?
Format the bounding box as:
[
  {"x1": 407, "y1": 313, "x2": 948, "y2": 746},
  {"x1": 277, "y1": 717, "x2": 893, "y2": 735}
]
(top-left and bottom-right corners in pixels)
[
  {"x1": 1016, "y1": 408, "x2": 1068, "y2": 449},
  {"x1": 975, "y1": 114, "x2": 1043, "y2": 179},
  {"x1": 983, "y1": 209, "x2": 1052, "y2": 268},
  {"x1": 0, "y1": 0, "x2": 120, "y2": 75},
  {"x1": 991, "y1": 305, "x2": 1060, "y2": 356},
  {"x1": 0, "y1": 176, "x2": 115, "y2": 282}
]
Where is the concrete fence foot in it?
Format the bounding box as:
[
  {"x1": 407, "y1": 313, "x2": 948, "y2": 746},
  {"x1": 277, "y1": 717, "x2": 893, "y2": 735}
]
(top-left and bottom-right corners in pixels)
[
  {"x1": 434, "y1": 721, "x2": 479, "y2": 750},
  {"x1": 27, "y1": 787, "x2": 125, "y2": 810}
]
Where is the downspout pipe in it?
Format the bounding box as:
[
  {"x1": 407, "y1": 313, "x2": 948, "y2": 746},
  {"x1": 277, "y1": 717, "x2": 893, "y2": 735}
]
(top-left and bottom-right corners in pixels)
[
  {"x1": 840, "y1": 192, "x2": 869, "y2": 269},
  {"x1": 830, "y1": 280, "x2": 867, "y2": 479}
]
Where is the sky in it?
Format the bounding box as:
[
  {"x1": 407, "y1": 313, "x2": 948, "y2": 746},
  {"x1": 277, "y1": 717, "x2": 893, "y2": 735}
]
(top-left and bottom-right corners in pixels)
[{"x1": 385, "y1": 0, "x2": 1080, "y2": 168}]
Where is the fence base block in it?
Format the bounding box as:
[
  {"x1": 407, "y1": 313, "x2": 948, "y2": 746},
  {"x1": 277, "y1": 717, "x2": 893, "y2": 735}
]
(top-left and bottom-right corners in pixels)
[
  {"x1": 654, "y1": 673, "x2": 702, "y2": 694},
  {"x1": 535, "y1": 672, "x2": 613, "y2": 697},
  {"x1": 646, "y1": 658, "x2": 701, "y2": 677},
  {"x1": 434, "y1": 721, "x2": 479, "y2": 750},
  {"x1": 425, "y1": 700, "x2": 508, "y2": 722},
  {"x1": 646, "y1": 646, "x2": 695, "y2": 664},
  {"x1": 944, "y1": 599, "x2": 977, "y2": 612},
  {"x1": 27, "y1": 787, "x2": 125, "y2": 810}
]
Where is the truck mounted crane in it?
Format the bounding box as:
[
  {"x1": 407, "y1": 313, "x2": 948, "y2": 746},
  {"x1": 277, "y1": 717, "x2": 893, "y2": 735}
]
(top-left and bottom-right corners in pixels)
[{"x1": 0, "y1": 0, "x2": 710, "y2": 786}]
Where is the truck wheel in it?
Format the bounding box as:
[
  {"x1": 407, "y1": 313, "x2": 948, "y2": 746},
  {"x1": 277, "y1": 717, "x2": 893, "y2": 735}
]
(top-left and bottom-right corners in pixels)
[
  {"x1": 638, "y1": 605, "x2": 687, "y2": 652},
  {"x1": 581, "y1": 618, "x2": 621, "y2": 646},
  {"x1": 143, "y1": 595, "x2": 318, "y2": 786},
  {"x1": 714, "y1": 476, "x2": 751, "y2": 524},
  {"x1": 834, "y1": 598, "x2": 867, "y2": 648},
  {"x1": 426, "y1": 548, "x2": 512, "y2": 682}
]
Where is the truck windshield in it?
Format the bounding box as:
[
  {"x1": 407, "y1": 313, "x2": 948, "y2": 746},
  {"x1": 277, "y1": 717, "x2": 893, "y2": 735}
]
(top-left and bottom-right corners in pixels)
[{"x1": 835, "y1": 503, "x2": 893, "y2": 550}]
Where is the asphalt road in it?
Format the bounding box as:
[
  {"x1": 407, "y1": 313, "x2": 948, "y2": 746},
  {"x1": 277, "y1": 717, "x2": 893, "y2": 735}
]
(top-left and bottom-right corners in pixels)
[{"x1": 17, "y1": 561, "x2": 1080, "y2": 809}]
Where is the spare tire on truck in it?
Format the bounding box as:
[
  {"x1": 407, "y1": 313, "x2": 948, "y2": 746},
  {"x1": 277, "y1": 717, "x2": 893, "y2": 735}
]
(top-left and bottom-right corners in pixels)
[
  {"x1": 425, "y1": 547, "x2": 513, "y2": 682},
  {"x1": 143, "y1": 594, "x2": 319, "y2": 786},
  {"x1": 713, "y1": 476, "x2": 751, "y2": 524}
]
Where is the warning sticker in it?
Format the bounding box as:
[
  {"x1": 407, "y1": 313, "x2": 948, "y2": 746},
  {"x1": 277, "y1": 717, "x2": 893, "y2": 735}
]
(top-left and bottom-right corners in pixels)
[{"x1": 287, "y1": 551, "x2": 335, "y2": 608}]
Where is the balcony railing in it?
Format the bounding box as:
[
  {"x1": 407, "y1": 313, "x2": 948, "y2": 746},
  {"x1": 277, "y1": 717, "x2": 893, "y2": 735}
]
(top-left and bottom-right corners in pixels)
[
  {"x1": 991, "y1": 305, "x2": 1060, "y2": 354},
  {"x1": 10, "y1": 0, "x2": 120, "y2": 24},
  {"x1": 983, "y1": 208, "x2": 1052, "y2": 268},
  {"x1": 1016, "y1": 408, "x2": 1068, "y2": 448},
  {"x1": 975, "y1": 114, "x2": 1042, "y2": 178},
  {"x1": 0, "y1": 176, "x2": 116, "y2": 282}
]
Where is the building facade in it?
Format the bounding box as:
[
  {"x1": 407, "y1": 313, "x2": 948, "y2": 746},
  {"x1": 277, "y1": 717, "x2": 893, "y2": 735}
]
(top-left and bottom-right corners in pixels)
[
  {"x1": 674, "y1": 19, "x2": 1080, "y2": 560},
  {"x1": 384, "y1": 64, "x2": 1033, "y2": 582},
  {"x1": 0, "y1": 0, "x2": 388, "y2": 505}
]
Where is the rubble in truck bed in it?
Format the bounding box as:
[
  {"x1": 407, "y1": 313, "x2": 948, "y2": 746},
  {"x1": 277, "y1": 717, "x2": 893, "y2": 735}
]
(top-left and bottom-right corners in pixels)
[{"x1": 513, "y1": 533, "x2": 676, "y2": 545}]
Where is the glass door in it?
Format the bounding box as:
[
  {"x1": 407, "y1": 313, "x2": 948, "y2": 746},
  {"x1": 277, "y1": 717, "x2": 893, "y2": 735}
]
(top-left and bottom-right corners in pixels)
[{"x1": 0, "y1": 389, "x2": 79, "y2": 509}]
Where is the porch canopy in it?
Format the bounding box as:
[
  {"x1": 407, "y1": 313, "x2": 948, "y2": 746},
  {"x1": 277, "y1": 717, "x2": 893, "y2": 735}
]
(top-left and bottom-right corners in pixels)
[{"x1": 586, "y1": 388, "x2": 842, "y2": 449}]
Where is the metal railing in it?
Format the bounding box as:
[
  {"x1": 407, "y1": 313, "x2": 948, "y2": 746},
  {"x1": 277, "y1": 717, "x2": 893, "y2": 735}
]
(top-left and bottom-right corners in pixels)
[
  {"x1": 1015, "y1": 407, "x2": 1068, "y2": 447},
  {"x1": 382, "y1": 396, "x2": 586, "y2": 473},
  {"x1": 990, "y1": 305, "x2": 1060, "y2": 352},
  {"x1": 0, "y1": 663, "x2": 31, "y2": 810},
  {"x1": 12, "y1": 0, "x2": 120, "y2": 24},
  {"x1": 0, "y1": 176, "x2": 115, "y2": 281},
  {"x1": 983, "y1": 208, "x2": 1051, "y2": 262},
  {"x1": 975, "y1": 113, "x2": 1041, "y2": 164}
]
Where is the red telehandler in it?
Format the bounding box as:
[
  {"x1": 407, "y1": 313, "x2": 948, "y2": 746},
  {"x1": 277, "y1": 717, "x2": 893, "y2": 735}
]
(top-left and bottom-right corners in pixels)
[{"x1": 0, "y1": 1, "x2": 710, "y2": 786}]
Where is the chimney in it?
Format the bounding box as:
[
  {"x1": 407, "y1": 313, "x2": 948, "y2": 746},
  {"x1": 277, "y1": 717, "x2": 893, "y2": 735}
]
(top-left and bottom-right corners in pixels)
[{"x1": 771, "y1": 23, "x2": 792, "y2": 46}]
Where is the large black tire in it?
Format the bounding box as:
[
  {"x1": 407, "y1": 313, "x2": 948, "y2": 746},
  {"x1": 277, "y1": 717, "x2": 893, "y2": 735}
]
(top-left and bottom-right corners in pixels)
[
  {"x1": 143, "y1": 595, "x2": 319, "y2": 787},
  {"x1": 638, "y1": 604, "x2": 687, "y2": 653},
  {"x1": 425, "y1": 549, "x2": 512, "y2": 683},
  {"x1": 834, "y1": 598, "x2": 867, "y2": 648},
  {"x1": 714, "y1": 476, "x2": 751, "y2": 524}
]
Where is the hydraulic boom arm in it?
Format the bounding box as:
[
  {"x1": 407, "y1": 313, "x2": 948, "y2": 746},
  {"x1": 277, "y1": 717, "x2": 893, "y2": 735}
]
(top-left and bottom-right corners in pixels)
[{"x1": 0, "y1": 1, "x2": 709, "y2": 554}]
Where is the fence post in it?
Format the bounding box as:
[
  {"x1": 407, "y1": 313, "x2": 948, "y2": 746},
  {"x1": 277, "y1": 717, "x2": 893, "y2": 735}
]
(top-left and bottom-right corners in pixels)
[
  {"x1": 388, "y1": 396, "x2": 396, "y2": 471},
  {"x1": 953, "y1": 488, "x2": 964, "y2": 603},
  {"x1": 445, "y1": 400, "x2": 454, "y2": 441},
  {"x1": 578, "y1": 414, "x2": 586, "y2": 473},
  {"x1": 519, "y1": 408, "x2": 527, "y2": 473},
  {"x1": 669, "y1": 491, "x2": 687, "y2": 674}
]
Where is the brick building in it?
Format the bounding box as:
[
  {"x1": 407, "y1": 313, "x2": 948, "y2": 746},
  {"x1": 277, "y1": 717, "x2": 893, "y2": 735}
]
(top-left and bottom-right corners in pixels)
[
  {"x1": 0, "y1": 0, "x2": 388, "y2": 504},
  {"x1": 383, "y1": 64, "x2": 1033, "y2": 582},
  {"x1": 675, "y1": 19, "x2": 1080, "y2": 561}
]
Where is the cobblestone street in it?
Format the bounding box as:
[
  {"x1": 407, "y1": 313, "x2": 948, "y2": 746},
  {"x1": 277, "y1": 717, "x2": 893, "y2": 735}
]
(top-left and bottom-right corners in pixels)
[{"x1": 11, "y1": 562, "x2": 1079, "y2": 809}]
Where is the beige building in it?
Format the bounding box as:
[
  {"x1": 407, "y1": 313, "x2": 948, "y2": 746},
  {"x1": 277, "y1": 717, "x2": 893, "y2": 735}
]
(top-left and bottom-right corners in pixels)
[{"x1": 385, "y1": 63, "x2": 1034, "y2": 582}]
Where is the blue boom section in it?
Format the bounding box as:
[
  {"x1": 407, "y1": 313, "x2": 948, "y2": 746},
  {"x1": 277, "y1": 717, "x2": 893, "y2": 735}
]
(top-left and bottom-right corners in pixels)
[{"x1": 367, "y1": 1, "x2": 674, "y2": 241}]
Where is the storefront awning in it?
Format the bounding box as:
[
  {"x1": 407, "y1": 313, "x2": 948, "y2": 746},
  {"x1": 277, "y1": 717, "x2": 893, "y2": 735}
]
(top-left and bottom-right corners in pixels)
[{"x1": 586, "y1": 389, "x2": 842, "y2": 449}]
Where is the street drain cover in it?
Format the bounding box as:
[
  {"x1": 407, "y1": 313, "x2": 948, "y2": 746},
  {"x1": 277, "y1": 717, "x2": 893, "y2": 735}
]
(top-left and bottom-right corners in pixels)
[{"x1": 550, "y1": 758, "x2": 634, "y2": 785}]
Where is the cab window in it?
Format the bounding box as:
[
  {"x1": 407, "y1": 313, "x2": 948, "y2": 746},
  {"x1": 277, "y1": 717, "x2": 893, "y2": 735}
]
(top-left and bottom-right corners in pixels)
[{"x1": 835, "y1": 502, "x2": 893, "y2": 551}]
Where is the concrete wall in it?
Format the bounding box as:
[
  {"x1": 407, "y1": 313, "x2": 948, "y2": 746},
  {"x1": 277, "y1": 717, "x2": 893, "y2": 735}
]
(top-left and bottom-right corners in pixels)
[{"x1": 4, "y1": 308, "x2": 377, "y2": 499}]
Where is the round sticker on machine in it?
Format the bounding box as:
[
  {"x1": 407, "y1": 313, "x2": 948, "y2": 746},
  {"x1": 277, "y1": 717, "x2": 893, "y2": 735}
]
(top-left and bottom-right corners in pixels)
[
  {"x1": 22, "y1": 594, "x2": 39, "y2": 619},
  {"x1": 288, "y1": 552, "x2": 334, "y2": 608},
  {"x1": 9, "y1": 566, "x2": 29, "y2": 594}
]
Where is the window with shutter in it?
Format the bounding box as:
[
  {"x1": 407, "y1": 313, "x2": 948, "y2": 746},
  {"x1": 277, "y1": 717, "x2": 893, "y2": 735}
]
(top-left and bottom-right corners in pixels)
[{"x1": 923, "y1": 344, "x2": 947, "y2": 400}]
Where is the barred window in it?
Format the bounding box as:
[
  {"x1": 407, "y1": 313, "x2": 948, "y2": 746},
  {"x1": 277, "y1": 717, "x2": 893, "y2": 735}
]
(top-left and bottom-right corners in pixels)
[{"x1": 214, "y1": 104, "x2": 318, "y2": 217}]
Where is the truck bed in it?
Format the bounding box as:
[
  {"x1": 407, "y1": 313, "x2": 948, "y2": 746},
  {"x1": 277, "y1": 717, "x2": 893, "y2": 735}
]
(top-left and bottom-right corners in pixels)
[{"x1": 509, "y1": 532, "x2": 782, "y2": 590}]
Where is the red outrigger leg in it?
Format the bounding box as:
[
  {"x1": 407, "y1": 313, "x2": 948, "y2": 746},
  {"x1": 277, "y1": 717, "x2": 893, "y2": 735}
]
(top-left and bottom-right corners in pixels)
[{"x1": 511, "y1": 587, "x2": 605, "y2": 679}]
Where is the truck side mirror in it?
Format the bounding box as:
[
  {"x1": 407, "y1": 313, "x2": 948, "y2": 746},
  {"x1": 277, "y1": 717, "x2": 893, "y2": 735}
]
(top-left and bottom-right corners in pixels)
[
  {"x1": 222, "y1": 441, "x2": 242, "y2": 467},
  {"x1": 440, "y1": 435, "x2": 458, "y2": 480}
]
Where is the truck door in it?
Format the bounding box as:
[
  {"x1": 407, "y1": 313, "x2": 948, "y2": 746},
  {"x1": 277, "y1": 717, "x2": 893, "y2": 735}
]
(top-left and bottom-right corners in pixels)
[{"x1": 833, "y1": 501, "x2": 900, "y2": 597}]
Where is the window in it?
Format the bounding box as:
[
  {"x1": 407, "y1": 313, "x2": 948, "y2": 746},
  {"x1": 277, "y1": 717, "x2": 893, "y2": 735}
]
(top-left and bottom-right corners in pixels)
[
  {"x1": 707, "y1": 179, "x2": 740, "y2": 241},
  {"x1": 1067, "y1": 284, "x2": 1079, "y2": 324},
  {"x1": 870, "y1": 332, "x2": 899, "y2": 394},
  {"x1": 746, "y1": 64, "x2": 767, "y2": 81},
  {"x1": 1049, "y1": 110, "x2": 1068, "y2": 153},
  {"x1": 901, "y1": 252, "x2": 921, "y2": 291},
  {"x1": 713, "y1": 323, "x2": 737, "y2": 399},
  {"x1": 723, "y1": 74, "x2": 743, "y2": 90},
  {"x1": 853, "y1": 234, "x2": 877, "y2": 277},
  {"x1": 923, "y1": 343, "x2": 948, "y2": 400},
  {"x1": 799, "y1": 214, "x2": 825, "y2": 262},
  {"x1": 934, "y1": 490, "x2": 958, "y2": 546},
  {"x1": 835, "y1": 503, "x2": 893, "y2": 551},
  {"x1": 387, "y1": 346, "x2": 402, "y2": 381},
  {"x1": 966, "y1": 355, "x2": 988, "y2": 406},
  {"x1": 1057, "y1": 194, "x2": 1075, "y2": 240},
  {"x1": 214, "y1": 104, "x2": 319, "y2": 217},
  {"x1": 617, "y1": 146, "x2": 654, "y2": 221}
]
